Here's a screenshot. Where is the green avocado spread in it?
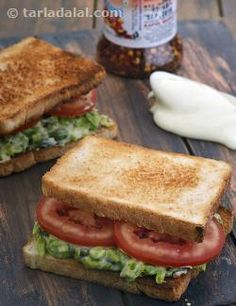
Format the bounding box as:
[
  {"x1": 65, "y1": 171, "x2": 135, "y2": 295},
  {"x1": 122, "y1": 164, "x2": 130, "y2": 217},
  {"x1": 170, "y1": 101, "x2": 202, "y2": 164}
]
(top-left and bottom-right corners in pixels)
[
  {"x1": 33, "y1": 223, "x2": 207, "y2": 285},
  {"x1": 0, "y1": 110, "x2": 112, "y2": 162}
]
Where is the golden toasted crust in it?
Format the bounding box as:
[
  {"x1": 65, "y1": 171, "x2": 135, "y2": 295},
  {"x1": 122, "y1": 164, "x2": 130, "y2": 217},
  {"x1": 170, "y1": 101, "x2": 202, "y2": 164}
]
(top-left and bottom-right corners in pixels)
[
  {"x1": 0, "y1": 123, "x2": 118, "y2": 177},
  {"x1": 42, "y1": 137, "x2": 232, "y2": 242},
  {"x1": 23, "y1": 205, "x2": 232, "y2": 302},
  {"x1": 0, "y1": 37, "x2": 106, "y2": 135},
  {"x1": 218, "y1": 206, "x2": 233, "y2": 234}
]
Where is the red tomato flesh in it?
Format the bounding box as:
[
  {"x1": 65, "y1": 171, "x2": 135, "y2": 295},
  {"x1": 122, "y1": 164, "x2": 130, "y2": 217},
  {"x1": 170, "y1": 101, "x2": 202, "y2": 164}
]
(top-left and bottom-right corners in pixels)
[
  {"x1": 114, "y1": 221, "x2": 225, "y2": 267},
  {"x1": 36, "y1": 197, "x2": 226, "y2": 267},
  {"x1": 36, "y1": 197, "x2": 115, "y2": 247},
  {"x1": 49, "y1": 89, "x2": 96, "y2": 117},
  {"x1": 13, "y1": 118, "x2": 40, "y2": 134},
  {"x1": 12, "y1": 90, "x2": 96, "y2": 133}
]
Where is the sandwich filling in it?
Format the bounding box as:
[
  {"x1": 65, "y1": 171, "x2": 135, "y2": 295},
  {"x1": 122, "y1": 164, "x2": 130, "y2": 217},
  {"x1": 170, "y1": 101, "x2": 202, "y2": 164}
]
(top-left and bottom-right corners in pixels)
[
  {"x1": 0, "y1": 90, "x2": 113, "y2": 162},
  {"x1": 32, "y1": 197, "x2": 226, "y2": 285},
  {"x1": 33, "y1": 223, "x2": 206, "y2": 284}
]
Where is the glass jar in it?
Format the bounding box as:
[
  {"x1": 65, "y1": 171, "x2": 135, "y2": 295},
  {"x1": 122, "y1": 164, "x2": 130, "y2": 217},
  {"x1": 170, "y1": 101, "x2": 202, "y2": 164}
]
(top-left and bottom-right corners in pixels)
[{"x1": 97, "y1": 0, "x2": 183, "y2": 78}]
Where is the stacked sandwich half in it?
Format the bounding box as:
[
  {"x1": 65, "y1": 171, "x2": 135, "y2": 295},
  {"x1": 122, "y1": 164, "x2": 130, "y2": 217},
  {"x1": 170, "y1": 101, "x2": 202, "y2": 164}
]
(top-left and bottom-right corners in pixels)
[
  {"x1": 0, "y1": 38, "x2": 117, "y2": 176},
  {"x1": 24, "y1": 137, "x2": 233, "y2": 302}
]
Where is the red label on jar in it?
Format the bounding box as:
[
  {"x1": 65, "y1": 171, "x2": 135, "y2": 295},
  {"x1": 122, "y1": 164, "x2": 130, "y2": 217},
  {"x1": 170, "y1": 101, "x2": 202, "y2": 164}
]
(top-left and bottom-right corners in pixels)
[{"x1": 103, "y1": 0, "x2": 177, "y2": 48}]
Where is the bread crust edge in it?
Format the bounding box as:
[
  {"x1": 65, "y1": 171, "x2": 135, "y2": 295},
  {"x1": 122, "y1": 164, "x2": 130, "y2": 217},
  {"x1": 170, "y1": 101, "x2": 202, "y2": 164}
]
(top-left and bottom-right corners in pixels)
[
  {"x1": 42, "y1": 164, "x2": 231, "y2": 242},
  {"x1": 0, "y1": 122, "x2": 118, "y2": 177},
  {"x1": 22, "y1": 206, "x2": 233, "y2": 302},
  {"x1": 23, "y1": 238, "x2": 196, "y2": 302},
  {"x1": 0, "y1": 36, "x2": 106, "y2": 135}
]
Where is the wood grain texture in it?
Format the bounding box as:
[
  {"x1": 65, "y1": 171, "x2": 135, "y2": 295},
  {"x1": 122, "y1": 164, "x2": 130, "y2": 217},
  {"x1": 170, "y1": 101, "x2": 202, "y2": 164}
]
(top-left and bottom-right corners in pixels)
[
  {"x1": 221, "y1": 0, "x2": 236, "y2": 39},
  {"x1": 178, "y1": 0, "x2": 220, "y2": 20},
  {"x1": 93, "y1": 0, "x2": 104, "y2": 31},
  {"x1": 85, "y1": 0, "x2": 226, "y2": 30},
  {"x1": 0, "y1": 21, "x2": 235, "y2": 306},
  {"x1": 0, "y1": 0, "x2": 96, "y2": 39},
  {"x1": 123, "y1": 236, "x2": 236, "y2": 306},
  {"x1": 178, "y1": 20, "x2": 236, "y2": 238},
  {"x1": 0, "y1": 162, "x2": 125, "y2": 306},
  {"x1": 1, "y1": 0, "x2": 236, "y2": 39}
]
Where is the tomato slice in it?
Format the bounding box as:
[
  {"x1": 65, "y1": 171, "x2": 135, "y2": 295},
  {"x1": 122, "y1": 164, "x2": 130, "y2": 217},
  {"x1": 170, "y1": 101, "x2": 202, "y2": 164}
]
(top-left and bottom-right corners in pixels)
[
  {"x1": 114, "y1": 220, "x2": 225, "y2": 267},
  {"x1": 36, "y1": 197, "x2": 226, "y2": 266},
  {"x1": 49, "y1": 89, "x2": 96, "y2": 117},
  {"x1": 36, "y1": 197, "x2": 115, "y2": 247},
  {"x1": 11, "y1": 90, "x2": 96, "y2": 133},
  {"x1": 13, "y1": 118, "x2": 40, "y2": 134}
]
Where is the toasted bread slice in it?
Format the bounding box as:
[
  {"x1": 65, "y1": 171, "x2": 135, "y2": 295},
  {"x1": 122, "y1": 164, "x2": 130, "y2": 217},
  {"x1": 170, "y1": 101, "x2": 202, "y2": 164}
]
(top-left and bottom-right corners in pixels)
[
  {"x1": 23, "y1": 239, "x2": 196, "y2": 302},
  {"x1": 23, "y1": 208, "x2": 232, "y2": 302},
  {"x1": 42, "y1": 137, "x2": 231, "y2": 242},
  {"x1": 0, "y1": 37, "x2": 105, "y2": 135},
  {"x1": 0, "y1": 123, "x2": 117, "y2": 177}
]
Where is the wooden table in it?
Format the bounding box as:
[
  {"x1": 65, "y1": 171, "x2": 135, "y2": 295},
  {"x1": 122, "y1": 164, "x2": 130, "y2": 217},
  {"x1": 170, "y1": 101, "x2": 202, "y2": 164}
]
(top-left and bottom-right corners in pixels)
[
  {"x1": 0, "y1": 0, "x2": 236, "y2": 38},
  {"x1": 0, "y1": 2, "x2": 236, "y2": 306}
]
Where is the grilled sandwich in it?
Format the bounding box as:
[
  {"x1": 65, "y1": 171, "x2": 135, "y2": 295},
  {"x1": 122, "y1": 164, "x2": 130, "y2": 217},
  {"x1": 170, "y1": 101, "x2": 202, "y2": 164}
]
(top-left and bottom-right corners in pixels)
[
  {"x1": 0, "y1": 38, "x2": 117, "y2": 176},
  {"x1": 23, "y1": 136, "x2": 233, "y2": 301}
]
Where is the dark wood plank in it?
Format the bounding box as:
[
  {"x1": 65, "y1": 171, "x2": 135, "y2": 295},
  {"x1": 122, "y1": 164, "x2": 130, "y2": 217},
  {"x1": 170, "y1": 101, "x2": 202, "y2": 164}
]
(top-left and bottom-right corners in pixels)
[
  {"x1": 0, "y1": 21, "x2": 235, "y2": 306},
  {"x1": 221, "y1": 0, "x2": 236, "y2": 38},
  {"x1": 178, "y1": 0, "x2": 220, "y2": 20},
  {"x1": 123, "y1": 235, "x2": 236, "y2": 306},
  {"x1": 0, "y1": 0, "x2": 95, "y2": 39},
  {"x1": 1, "y1": 0, "x2": 235, "y2": 37},
  {"x1": 93, "y1": 0, "x2": 103, "y2": 31},
  {"x1": 0, "y1": 29, "x2": 125, "y2": 306},
  {"x1": 178, "y1": 20, "x2": 236, "y2": 238},
  {"x1": 0, "y1": 29, "x2": 188, "y2": 306},
  {"x1": 0, "y1": 165, "x2": 125, "y2": 306},
  {"x1": 90, "y1": 0, "x2": 223, "y2": 31},
  {"x1": 47, "y1": 21, "x2": 230, "y2": 306},
  {"x1": 55, "y1": 30, "x2": 191, "y2": 153}
]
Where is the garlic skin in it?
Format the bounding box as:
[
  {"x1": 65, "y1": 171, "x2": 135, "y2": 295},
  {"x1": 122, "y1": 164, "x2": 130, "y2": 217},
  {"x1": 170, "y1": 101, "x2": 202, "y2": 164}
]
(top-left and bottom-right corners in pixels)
[{"x1": 149, "y1": 72, "x2": 236, "y2": 150}]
